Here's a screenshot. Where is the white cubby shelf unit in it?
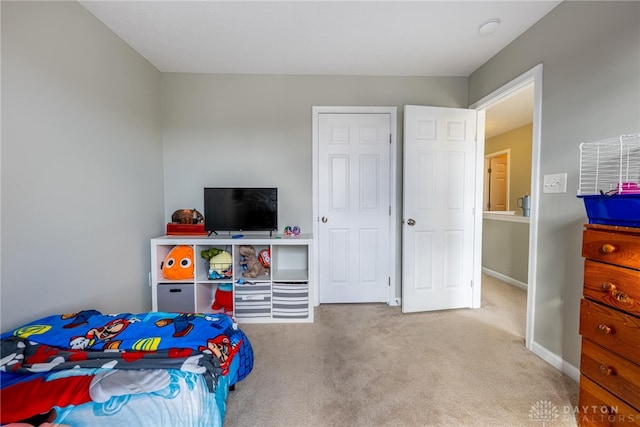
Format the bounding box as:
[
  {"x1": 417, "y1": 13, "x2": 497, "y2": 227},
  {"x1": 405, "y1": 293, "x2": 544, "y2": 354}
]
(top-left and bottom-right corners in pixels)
[{"x1": 150, "y1": 234, "x2": 314, "y2": 323}]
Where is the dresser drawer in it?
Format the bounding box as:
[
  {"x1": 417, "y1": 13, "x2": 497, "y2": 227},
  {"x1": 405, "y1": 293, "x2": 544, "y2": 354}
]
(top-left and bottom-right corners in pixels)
[
  {"x1": 581, "y1": 338, "x2": 640, "y2": 411},
  {"x1": 583, "y1": 229, "x2": 640, "y2": 270},
  {"x1": 580, "y1": 299, "x2": 640, "y2": 365},
  {"x1": 584, "y1": 260, "x2": 640, "y2": 316},
  {"x1": 579, "y1": 375, "x2": 640, "y2": 426}
]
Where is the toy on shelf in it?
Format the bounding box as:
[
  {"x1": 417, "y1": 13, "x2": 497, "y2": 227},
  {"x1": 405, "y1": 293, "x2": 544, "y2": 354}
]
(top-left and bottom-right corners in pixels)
[
  {"x1": 239, "y1": 245, "x2": 269, "y2": 278},
  {"x1": 258, "y1": 249, "x2": 271, "y2": 268},
  {"x1": 211, "y1": 283, "x2": 233, "y2": 314},
  {"x1": 171, "y1": 208, "x2": 204, "y2": 224},
  {"x1": 161, "y1": 245, "x2": 194, "y2": 280},
  {"x1": 284, "y1": 226, "x2": 301, "y2": 236},
  {"x1": 201, "y1": 248, "x2": 232, "y2": 280},
  {"x1": 166, "y1": 209, "x2": 207, "y2": 235},
  {"x1": 208, "y1": 252, "x2": 233, "y2": 280}
]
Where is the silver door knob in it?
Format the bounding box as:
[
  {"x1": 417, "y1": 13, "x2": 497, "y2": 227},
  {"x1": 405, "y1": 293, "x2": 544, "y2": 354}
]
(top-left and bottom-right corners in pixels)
[
  {"x1": 321, "y1": 216, "x2": 328, "y2": 223},
  {"x1": 407, "y1": 218, "x2": 416, "y2": 226}
]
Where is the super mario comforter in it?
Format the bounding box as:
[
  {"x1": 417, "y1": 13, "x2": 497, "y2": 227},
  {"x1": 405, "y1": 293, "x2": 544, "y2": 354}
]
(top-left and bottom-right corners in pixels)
[{"x1": 0, "y1": 310, "x2": 253, "y2": 426}]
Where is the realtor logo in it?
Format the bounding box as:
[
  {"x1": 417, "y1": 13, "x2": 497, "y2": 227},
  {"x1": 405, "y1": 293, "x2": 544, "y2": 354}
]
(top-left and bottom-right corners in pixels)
[{"x1": 529, "y1": 400, "x2": 560, "y2": 425}]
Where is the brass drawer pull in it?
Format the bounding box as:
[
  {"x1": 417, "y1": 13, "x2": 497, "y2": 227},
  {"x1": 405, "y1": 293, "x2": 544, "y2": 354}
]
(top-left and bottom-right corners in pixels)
[
  {"x1": 612, "y1": 289, "x2": 632, "y2": 303},
  {"x1": 601, "y1": 282, "x2": 616, "y2": 292},
  {"x1": 597, "y1": 324, "x2": 613, "y2": 335},
  {"x1": 599, "y1": 364, "x2": 614, "y2": 376},
  {"x1": 600, "y1": 243, "x2": 617, "y2": 254}
]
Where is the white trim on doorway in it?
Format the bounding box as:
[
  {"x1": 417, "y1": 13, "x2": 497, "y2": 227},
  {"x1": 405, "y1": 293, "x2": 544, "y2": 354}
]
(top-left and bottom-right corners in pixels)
[
  {"x1": 470, "y1": 63, "x2": 543, "y2": 355},
  {"x1": 311, "y1": 106, "x2": 398, "y2": 307}
]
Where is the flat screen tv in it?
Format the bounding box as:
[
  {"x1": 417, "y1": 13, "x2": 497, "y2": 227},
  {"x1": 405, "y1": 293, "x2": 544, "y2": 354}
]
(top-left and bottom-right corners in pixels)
[{"x1": 204, "y1": 187, "x2": 277, "y2": 235}]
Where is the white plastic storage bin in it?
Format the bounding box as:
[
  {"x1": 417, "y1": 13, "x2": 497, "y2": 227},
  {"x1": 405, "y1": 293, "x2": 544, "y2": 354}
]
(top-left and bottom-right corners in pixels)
[
  {"x1": 234, "y1": 283, "x2": 272, "y2": 318},
  {"x1": 272, "y1": 282, "x2": 309, "y2": 319}
]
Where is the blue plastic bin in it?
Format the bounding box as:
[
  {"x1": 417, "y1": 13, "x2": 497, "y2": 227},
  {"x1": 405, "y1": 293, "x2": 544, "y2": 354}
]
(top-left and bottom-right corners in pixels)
[{"x1": 578, "y1": 194, "x2": 640, "y2": 228}]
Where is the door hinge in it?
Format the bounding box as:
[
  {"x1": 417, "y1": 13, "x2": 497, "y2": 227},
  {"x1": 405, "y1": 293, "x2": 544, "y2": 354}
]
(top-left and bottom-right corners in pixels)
[
  {"x1": 470, "y1": 280, "x2": 474, "y2": 287},
  {"x1": 389, "y1": 134, "x2": 392, "y2": 144},
  {"x1": 389, "y1": 206, "x2": 391, "y2": 216},
  {"x1": 388, "y1": 277, "x2": 391, "y2": 287}
]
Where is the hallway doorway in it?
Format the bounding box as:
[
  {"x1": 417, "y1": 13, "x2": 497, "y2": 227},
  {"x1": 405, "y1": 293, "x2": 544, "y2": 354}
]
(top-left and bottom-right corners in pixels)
[{"x1": 470, "y1": 64, "x2": 542, "y2": 353}]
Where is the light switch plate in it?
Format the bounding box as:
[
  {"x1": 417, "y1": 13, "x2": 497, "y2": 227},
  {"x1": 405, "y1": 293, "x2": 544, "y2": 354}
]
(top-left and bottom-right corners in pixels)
[{"x1": 543, "y1": 173, "x2": 567, "y2": 193}]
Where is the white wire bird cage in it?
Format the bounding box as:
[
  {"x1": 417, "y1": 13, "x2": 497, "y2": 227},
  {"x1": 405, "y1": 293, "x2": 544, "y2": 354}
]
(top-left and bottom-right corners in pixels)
[
  {"x1": 578, "y1": 133, "x2": 640, "y2": 195},
  {"x1": 577, "y1": 133, "x2": 640, "y2": 227}
]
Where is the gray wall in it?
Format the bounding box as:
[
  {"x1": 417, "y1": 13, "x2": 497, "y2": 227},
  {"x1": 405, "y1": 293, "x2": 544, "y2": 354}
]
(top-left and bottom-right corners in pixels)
[
  {"x1": 482, "y1": 219, "x2": 529, "y2": 284},
  {"x1": 161, "y1": 74, "x2": 467, "y2": 301},
  {"x1": 1, "y1": 1, "x2": 164, "y2": 331},
  {"x1": 161, "y1": 74, "x2": 467, "y2": 231},
  {"x1": 469, "y1": 1, "x2": 640, "y2": 368}
]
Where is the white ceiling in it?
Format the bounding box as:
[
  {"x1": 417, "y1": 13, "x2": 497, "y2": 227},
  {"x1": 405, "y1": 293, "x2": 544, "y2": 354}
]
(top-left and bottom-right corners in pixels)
[
  {"x1": 79, "y1": 0, "x2": 554, "y2": 136},
  {"x1": 484, "y1": 83, "x2": 535, "y2": 139}
]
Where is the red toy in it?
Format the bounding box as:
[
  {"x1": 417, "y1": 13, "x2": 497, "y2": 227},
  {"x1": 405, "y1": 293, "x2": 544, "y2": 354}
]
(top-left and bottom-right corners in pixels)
[
  {"x1": 211, "y1": 284, "x2": 233, "y2": 314},
  {"x1": 258, "y1": 248, "x2": 271, "y2": 268}
]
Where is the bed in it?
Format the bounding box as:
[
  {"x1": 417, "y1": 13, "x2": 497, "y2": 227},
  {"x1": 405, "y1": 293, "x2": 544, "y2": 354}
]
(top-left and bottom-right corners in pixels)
[{"x1": 0, "y1": 309, "x2": 253, "y2": 426}]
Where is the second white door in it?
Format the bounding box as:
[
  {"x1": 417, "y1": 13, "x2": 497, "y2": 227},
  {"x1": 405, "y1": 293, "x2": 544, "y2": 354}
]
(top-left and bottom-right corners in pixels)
[
  {"x1": 318, "y1": 113, "x2": 391, "y2": 303},
  {"x1": 402, "y1": 105, "x2": 480, "y2": 313}
]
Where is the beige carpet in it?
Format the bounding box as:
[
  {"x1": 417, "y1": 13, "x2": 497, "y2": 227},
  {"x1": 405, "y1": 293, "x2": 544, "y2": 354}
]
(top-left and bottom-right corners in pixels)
[{"x1": 225, "y1": 275, "x2": 578, "y2": 426}]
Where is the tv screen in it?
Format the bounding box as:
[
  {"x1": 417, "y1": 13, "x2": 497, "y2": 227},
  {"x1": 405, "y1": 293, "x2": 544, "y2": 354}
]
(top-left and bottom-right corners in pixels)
[{"x1": 204, "y1": 187, "x2": 277, "y2": 233}]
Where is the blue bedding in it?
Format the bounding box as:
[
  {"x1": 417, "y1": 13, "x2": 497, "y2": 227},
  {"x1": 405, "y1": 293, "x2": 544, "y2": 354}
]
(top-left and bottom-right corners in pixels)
[{"x1": 0, "y1": 310, "x2": 253, "y2": 426}]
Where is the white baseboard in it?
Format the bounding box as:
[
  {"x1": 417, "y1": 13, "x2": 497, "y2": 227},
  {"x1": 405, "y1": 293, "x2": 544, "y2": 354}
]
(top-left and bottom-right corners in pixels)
[
  {"x1": 482, "y1": 267, "x2": 528, "y2": 291},
  {"x1": 563, "y1": 359, "x2": 580, "y2": 383},
  {"x1": 531, "y1": 341, "x2": 580, "y2": 382}
]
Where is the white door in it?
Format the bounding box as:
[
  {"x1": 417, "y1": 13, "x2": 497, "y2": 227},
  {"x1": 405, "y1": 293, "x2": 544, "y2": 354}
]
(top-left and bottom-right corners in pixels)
[
  {"x1": 318, "y1": 113, "x2": 391, "y2": 303},
  {"x1": 402, "y1": 105, "x2": 480, "y2": 313}
]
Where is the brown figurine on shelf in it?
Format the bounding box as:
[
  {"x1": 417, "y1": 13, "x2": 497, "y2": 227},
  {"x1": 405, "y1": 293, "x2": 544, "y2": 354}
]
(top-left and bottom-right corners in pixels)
[
  {"x1": 239, "y1": 245, "x2": 269, "y2": 278},
  {"x1": 171, "y1": 209, "x2": 204, "y2": 224}
]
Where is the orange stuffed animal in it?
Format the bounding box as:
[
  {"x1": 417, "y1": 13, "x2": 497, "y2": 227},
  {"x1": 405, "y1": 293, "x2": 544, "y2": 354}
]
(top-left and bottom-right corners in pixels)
[{"x1": 161, "y1": 245, "x2": 194, "y2": 280}]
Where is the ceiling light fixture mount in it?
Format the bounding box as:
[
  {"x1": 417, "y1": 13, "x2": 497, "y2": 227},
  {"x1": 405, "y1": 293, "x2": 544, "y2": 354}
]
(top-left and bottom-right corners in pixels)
[{"x1": 479, "y1": 18, "x2": 501, "y2": 36}]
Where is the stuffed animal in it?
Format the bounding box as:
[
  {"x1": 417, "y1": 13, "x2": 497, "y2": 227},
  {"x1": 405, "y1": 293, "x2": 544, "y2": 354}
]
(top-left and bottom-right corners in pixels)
[
  {"x1": 161, "y1": 245, "x2": 194, "y2": 280},
  {"x1": 258, "y1": 248, "x2": 270, "y2": 268},
  {"x1": 239, "y1": 245, "x2": 269, "y2": 278},
  {"x1": 211, "y1": 283, "x2": 233, "y2": 314},
  {"x1": 208, "y1": 251, "x2": 232, "y2": 279},
  {"x1": 201, "y1": 248, "x2": 232, "y2": 279},
  {"x1": 201, "y1": 247, "x2": 223, "y2": 261}
]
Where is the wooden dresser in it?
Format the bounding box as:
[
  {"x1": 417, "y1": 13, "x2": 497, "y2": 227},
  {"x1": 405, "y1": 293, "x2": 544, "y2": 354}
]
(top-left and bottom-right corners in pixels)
[{"x1": 579, "y1": 224, "x2": 640, "y2": 426}]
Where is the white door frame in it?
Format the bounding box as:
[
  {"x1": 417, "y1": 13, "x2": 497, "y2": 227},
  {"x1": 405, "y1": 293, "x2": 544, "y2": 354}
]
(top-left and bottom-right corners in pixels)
[
  {"x1": 470, "y1": 63, "x2": 543, "y2": 352},
  {"x1": 312, "y1": 106, "x2": 398, "y2": 307}
]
